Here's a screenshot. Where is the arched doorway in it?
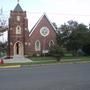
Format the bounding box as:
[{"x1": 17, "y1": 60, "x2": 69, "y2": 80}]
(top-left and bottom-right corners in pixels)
[{"x1": 14, "y1": 41, "x2": 24, "y2": 56}]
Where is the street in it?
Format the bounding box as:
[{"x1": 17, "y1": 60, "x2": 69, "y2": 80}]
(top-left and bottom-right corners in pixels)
[{"x1": 0, "y1": 63, "x2": 90, "y2": 90}]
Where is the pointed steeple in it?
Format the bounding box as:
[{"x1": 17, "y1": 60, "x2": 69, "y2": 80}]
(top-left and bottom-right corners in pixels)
[{"x1": 14, "y1": 1, "x2": 23, "y2": 12}]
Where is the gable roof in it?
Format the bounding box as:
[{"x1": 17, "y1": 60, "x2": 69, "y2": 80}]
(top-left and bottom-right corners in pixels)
[
  {"x1": 14, "y1": 4, "x2": 23, "y2": 12},
  {"x1": 29, "y1": 13, "x2": 56, "y2": 37}
]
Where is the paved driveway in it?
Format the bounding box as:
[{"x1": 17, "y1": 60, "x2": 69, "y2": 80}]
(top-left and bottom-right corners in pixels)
[{"x1": 0, "y1": 63, "x2": 90, "y2": 90}]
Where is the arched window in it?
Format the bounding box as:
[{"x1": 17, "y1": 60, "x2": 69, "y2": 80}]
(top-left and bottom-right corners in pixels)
[
  {"x1": 16, "y1": 25, "x2": 21, "y2": 34},
  {"x1": 35, "y1": 40, "x2": 41, "y2": 51},
  {"x1": 17, "y1": 16, "x2": 20, "y2": 21},
  {"x1": 49, "y1": 40, "x2": 54, "y2": 47}
]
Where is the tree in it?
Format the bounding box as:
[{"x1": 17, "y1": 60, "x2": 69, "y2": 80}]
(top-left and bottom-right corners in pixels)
[
  {"x1": 57, "y1": 20, "x2": 79, "y2": 46},
  {"x1": 57, "y1": 20, "x2": 90, "y2": 56},
  {"x1": 52, "y1": 22, "x2": 58, "y2": 29},
  {"x1": 82, "y1": 31, "x2": 90, "y2": 55},
  {"x1": 49, "y1": 45, "x2": 64, "y2": 62},
  {"x1": 0, "y1": 9, "x2": 8, "y2": 34},
  {"x1": 0, "y1": 12, "x2": 8, "y2": 57}
]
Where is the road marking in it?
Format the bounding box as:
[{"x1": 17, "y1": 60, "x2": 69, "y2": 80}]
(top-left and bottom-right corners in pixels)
[{"x1": 0, "y1": 65, "x2": 21, "y2": 68}]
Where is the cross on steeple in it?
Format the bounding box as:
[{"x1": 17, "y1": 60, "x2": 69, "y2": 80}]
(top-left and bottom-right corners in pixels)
[{"x1": 17, "y1": 0, "x2": 19, "y2": 3}]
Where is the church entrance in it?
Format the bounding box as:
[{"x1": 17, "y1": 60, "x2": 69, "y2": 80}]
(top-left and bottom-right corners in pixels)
[{"x1": 14, "y1": 41, "x2": 24, "y2": 56}]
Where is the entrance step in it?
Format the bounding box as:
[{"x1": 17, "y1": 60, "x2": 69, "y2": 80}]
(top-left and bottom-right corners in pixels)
[{"x1": 13, "y1": 55, "x2": 25, "y2": 59}]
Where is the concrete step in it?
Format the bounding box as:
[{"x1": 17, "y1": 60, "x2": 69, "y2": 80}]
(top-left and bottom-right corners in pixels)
[
  {"x1": 13, "y1": 55, "x2": 25, "y2": 59},
  {"x1": 3, "y1": 55, "x2": 32, "y2": 63}
]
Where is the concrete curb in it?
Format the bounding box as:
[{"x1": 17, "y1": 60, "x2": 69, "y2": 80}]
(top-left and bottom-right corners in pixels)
[
  {"x1": 28, "y1": 61, "x2": 90, "y2": 67},
  {"x1": 0, "y1": 65, "x2": 21, "y2": 68}
]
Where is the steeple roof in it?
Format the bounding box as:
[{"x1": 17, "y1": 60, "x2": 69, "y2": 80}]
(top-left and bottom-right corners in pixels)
[{"x1": 14, "y1": 3, "x2": 23, "y2": 11}]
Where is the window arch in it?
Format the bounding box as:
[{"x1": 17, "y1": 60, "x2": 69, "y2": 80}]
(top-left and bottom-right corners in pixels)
[
  {"x1": 49, "y1": 40, "x2": 54, "y2": 47},
  {"x1": 35, "y1": 40, "x2": 41, "y2": 51},
  {"x1": 16, "y1": 25, "x2": 21, "y2": 34},
  {"x1": 17, "y1": 16, "x2": 20, "y2": 21}
]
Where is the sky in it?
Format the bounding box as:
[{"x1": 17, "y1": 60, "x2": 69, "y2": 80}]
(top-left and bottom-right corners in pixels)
[
  {"x1": 1, "y1": 0, "x2": 90, "y2": 41},
  {"x1": 1, "y1": 0, "x2": 90, "y2": 28}
]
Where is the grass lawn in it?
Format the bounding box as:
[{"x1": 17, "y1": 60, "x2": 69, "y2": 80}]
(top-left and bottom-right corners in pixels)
[
  {"x1": 25, "y1": 56, "x2": 90, "y2": 65},
  {"x1": 0, "y1": 60, "x2": 57, "y2": 66},
  {"x1": 30, "y1": 56, "x2": 90, "y2": 61},
  {"x1": 30, "y1": 56, "x2": 55, "y2": 61},
  {"x1": 63, "y1": 56, "x2": 90, "y2": 61},
  {"x1": 0, "y1": 56, "x2": 90, "y2": 66}
]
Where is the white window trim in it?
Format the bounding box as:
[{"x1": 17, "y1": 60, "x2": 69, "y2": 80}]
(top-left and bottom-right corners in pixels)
[
  {"x1": 49, "y1": 40, "x2": 54, "y2": 47},
  {"x1": 35, "y1": 40, "x2": 41, "y2": 51},
  {"x1": 40, "y1": 27, "x2": 50, "y2": 37},
  {"x1": 17, "y1": 16, "x2": 20, "y2": 21},
  {"x1": 16, "y1": 25, "x2": 21, "y2": 34},
  {"x1": 25, "y1": 42, "x2": 28, "y2": 45}
]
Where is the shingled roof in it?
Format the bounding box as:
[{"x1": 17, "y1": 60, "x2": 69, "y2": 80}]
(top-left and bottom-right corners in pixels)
[{"x1": 14, "y1": 3, "x2": 23, "y2": 11}]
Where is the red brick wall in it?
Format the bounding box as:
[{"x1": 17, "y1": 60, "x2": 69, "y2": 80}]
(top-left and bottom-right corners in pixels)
[
  {"x1": 29, "y1": 15, "x2": 56, "y2": 55},
  {"x1": 8, "y1": 10, "x2": 56, "y2": 57},
  {"x1": 8, "y1": 11, "x2": 29, "y2": 56}
]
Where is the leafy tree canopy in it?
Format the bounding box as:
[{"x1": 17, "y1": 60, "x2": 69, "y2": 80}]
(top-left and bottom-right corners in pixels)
[{"x1": 56, "y1": 20, "x2": 90, "y2": 56}]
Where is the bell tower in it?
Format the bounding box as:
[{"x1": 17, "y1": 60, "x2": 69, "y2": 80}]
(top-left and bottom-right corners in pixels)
[{"x1": 8, "y1": 2, "x2": 29, "y2": 57}]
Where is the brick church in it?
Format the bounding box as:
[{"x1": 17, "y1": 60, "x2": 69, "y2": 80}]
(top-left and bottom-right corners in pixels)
[{"x1": 8, "y1": 3, "x2": 56, "y2": 57}]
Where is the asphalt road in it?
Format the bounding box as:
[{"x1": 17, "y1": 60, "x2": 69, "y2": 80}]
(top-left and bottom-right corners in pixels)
[{"x1": 0, "y1": 63, "x2": 90, "y2": 90}]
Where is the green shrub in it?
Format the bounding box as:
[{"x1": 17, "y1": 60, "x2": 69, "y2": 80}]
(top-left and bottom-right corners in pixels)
[{"x1": 49, "y1": 45, "x2": 64, "y2": 62}]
